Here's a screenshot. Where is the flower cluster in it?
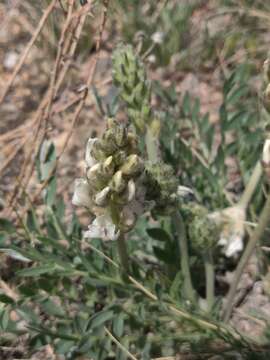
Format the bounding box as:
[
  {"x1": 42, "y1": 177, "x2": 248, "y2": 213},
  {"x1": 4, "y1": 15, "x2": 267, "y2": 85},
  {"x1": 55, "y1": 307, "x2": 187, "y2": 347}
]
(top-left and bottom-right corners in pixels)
[
  {"x1": 112, "y1": 44, "x2": 152, "y2": 133},
  {"x1": 72, "y1": 118, "x2": 149, "y2": 241},
  {"x1": 144, "y1": 162, "x2": 178, "y2": 215},
  {"x1": 208, "y1": 205, "x2": 246, "y2": 257},
  {"x1": 182, "y1": 204, "x2": 220, "y2": 253}
]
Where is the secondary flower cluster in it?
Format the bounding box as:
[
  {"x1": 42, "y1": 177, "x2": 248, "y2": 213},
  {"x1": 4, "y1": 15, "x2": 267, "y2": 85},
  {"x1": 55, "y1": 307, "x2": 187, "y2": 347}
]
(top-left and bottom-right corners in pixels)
[
  {"x1": 112, "y1": 44, "x2": 152, "y2": 134},
  {"x1": 72, "y1": 118, "x2": 150, "y2": 241}
]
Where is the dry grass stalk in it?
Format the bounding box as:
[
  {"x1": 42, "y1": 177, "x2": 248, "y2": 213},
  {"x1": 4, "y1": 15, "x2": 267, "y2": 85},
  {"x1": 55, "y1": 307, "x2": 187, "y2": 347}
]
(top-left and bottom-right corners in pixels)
[
  {"x1": 0, "y1": 0, "x2": 57, "y2": 105},
  {"x1": 5, "y1": 2, "x2": 90, "y2": 216},
  {"x1": 4, "y1": 0, "x2": 110, "y2": 220}
]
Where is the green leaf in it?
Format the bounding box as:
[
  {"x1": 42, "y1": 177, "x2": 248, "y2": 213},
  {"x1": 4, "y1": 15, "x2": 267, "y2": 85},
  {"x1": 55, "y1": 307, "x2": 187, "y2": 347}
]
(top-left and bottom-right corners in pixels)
[
  {"x1": 26, "y1": 209, "x2": 41, "y2": 234},
  {"x1": 17, "y1": 264, "x2": 56, "y2": 277},
  {"x1": 226, "y1": 84, "x2": 248, "y2": 106},
  {"x1": 0, "y1": 309, "x2": 9, "y2": 330},
  {"x1": 92, "y1": 85, "x2": 106, "y2": 116},
  {"x1": 87, "y1": 310, "x2": 114, "y2": 330},
  {"x1": 0, "y1": 248, "x2": 31, "y2": 263},
  {"x1": 146, "y1": 228, "x2": 171, "y2": 242},
  {"x1": 182, "y1": 92, "x2": 190, "y2": 116},
  {"x1": 39, "y1": 141, "x2": 56, "y2": 181},
  {"x1": 113, "y1": 313, "x2": 124, "y2": 337},
  {"x1": 0, "y1": 294, "x2": 15, "y2": 304},
  {"x1": 40, "y1": 298, "x2": 66, "y2": 318},
  {"x1": 45, "y1": 176, "x2": 57, "y2": 206},
  {"x1": 0, "y1": 218, "x2": 16, "y2": 234}
]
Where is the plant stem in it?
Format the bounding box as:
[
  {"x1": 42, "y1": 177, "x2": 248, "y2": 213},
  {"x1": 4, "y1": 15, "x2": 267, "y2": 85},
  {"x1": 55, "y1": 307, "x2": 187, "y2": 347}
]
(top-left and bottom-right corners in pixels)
[
  {"x1": 145, "y1": 125, "x2": 159, "y2": 163},
  {"x1": 204, "y1": 249, "x2": 215, "y2": 312},
  {"x1": 238, "y1": 161, "x2": 262, "y2": 209},
  {"x1": 117, "y1": 232, "x2": 129, "y2": 273},
  {"x1": 223, "y1": 192, "x2": 270, "y2": 323},
  {"x1": 172, "y1": 210, "x2": 196, "y2": 303}
]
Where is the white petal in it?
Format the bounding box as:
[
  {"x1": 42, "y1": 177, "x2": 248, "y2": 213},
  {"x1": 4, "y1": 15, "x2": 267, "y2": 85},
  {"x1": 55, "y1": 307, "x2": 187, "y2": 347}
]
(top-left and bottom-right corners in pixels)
[
  {"x1": 95, "y1": 186, "x2": 110, "y2": 206},
  {"x1": 72, "y1": 178, "x2": 92, "y2": 208},
  {"x1": 177, "y1": 185, "x2": 194, "y2": 198},
  {"x1": 84, "y1": 214, "x2": 119, "y2": 241},
  {"x1": 262, "y1": 139, "x2": 270, "y2": 165},
  {"x1": 87, "y1": 163, "x2": 101, "y2": 181},
  {"x1": 224, "y1": 234, "x2": 244, "y2": 258},
  {"x1": 85, "y1": 138, "x2": 98, "y2": 168},
  {"x1": 127, "y1": 179, "x2": 136, "y2": 201},
  {"x1": 218, "y1": 237, "x2": 228, "y2": 246}
]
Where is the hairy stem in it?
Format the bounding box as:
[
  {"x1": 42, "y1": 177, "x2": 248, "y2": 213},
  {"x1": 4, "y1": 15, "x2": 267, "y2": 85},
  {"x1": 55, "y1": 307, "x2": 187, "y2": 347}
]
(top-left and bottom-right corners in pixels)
[
  {"x1": 172, "y1": 210, "x2": 196, "y2": 303},
  {"x1": 117, "y1": 233, "x2": 129, "y2": 273},
  {"x1": 204, "y1": 249, "x2": 215, "y2": 312},
  {"x1": 223, "y1": 193, "x2": 270, "y2": 322},
  {"x1": 238, "y1": 161, "x2": 262, "y2": 209}
]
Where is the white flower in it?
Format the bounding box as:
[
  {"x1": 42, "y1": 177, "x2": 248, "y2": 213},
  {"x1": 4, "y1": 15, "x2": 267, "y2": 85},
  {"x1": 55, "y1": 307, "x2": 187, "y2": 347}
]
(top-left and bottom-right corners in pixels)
[
  {"x1": 84, "y1": 214, "x2": 120, "y2": 241},
  {"x1": 151, "y1": 31, "x2": 164, "y2": 44},
  {"x1": 72, "y1": 178, "x2": 92, "y2": 208},
  {"x1": 209, "y1": 205, "x2": 245, "y2": 258},
  {"x1": 85, "y1": 138, "x2": 98, "y2": 168},
  {"x1": 219, "y1": 234, "x2": 244, "y2": 257}
]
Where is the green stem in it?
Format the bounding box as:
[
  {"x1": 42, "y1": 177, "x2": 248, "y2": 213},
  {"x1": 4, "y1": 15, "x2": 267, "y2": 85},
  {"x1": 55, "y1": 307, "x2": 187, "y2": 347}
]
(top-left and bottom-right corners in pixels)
[
  {"x1": 223, "y1": 193, "x2": 270, "y2": 322},
  {"x1": 238, "y1": 161, "x2": 262, "y2": 210},
  {"x1": 172, "y1": 210, "x2": 196, "y2": 303},
  {"x1": 145, "y1": 125, "x2": 159, "y2": 163},
  {"x1": 204, "y1": 249, "x2": 215, "y2": 312},
  {"x1": 117, "y1": 233, "x2": 129, "y2": 274}
]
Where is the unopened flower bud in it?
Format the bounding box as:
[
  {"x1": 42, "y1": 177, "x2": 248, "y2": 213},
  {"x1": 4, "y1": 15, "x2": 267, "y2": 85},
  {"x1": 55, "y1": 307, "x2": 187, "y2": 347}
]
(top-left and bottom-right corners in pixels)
[
  {"x1": 120, "y1": 154, "x2": 143, "y2": 176},
  {"x1": 101, "y1": 129, "x2": 118, "y2": 154},
  {"x1": 87, "y1": 163, "x2": 101, "y2": 182},
  {"x1": 115, "y1": 125, "x2": 128, "y2": 148},
  {"x1": 107, "y1": 117, "x2": 117, "y2": 129},
  {"x1": 95, "y1": 186, "x2": 111, "y2": 206},
  {"x1": 91, "y1": 140, "x2": 107, "y2": 162},
  {"x1": 127, "y1": 179, "x2": 136, "y2": 201},
  {"x1": 110, "y1": 170, "x2": 126, "y2": 193},
  {"x1": 102, "y1": 156, "x2": 115, "y2": 176},
  {"x1": 127, "y1": 132, "x2": 139, "y2": 154}
]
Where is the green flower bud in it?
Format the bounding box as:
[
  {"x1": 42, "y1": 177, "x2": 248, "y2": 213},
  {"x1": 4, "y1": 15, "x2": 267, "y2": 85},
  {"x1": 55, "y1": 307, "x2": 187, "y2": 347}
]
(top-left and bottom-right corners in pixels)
[
  {"x1": 126, "y1": 132, "x2": 139, "y2": 154},
  {"x1": 100, "y1": 129, "x2": 118, "y2": 154},
  {"x1": 184, "y1": 204, "x2": 220, "y2": 252},
  {"x1": 91, "y1": 140, "x2": 107, "y2": 162},
  {"x1": 120, "y1": 154, "x2": 143, "y2": 176},
  {"x1": 102, "y1": 156, "x2": 115, "y2": 176},
  {"x1": 110, "y1": 170, "x2": 126, "y2": 193},
  {"x1": 87, "y1": 163, "x2": 106, "y2": 191},
  {"x1": 115, "y1": 124, "x2": 128, "y2": 148},
  {"x1": 144, "y1": 162, "x2": 178, "y2": 214},
  {"x1": 113, "y1": 150, "x2": 127, "y2": 167},
  {"x1": 112, "y1": 44, "x2": 152, "y2": 134}
]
